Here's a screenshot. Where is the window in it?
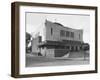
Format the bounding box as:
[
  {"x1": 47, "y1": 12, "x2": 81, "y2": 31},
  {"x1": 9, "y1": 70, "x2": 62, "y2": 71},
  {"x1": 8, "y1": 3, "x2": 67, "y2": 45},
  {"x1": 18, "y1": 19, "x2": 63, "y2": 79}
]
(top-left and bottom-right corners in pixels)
[
  {"x1": 38, "y1": 36, "x2": 42, "y2": 43},
  {"x1": 51, "y1": 28, "x2": 53, "y2": 36},
  {"x1": 66, "y1": 46, "x2": 69, "y2": 49},
  {"x1": 60, "y1": 30, "x2": 65, "y2": 37},
  {"x1": 66, "y1": 31, "x2": 70, "y2": 37},
  {"x1": 71, "y1": 32, "x2": 74, "y2": 38},
  {"x1": 79, "y1": 34, "x2": 80, "y2": 39},
  {"x1": 60, "y1": 30, "x2": 74, "y2": 38}
]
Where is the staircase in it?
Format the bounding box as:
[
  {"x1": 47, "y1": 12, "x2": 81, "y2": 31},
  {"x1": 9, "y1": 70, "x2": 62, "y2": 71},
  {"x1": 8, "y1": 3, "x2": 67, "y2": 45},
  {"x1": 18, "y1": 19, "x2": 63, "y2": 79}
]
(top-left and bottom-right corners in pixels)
[{"x1": 54, "y1": 49, "x2": 69, "y2": 57}]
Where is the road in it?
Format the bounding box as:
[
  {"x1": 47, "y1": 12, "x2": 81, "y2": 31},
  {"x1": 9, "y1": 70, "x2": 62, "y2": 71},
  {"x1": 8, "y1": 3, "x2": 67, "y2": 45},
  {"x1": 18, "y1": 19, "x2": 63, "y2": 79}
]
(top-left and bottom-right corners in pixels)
[{"x1": 26, "y1": 53, "x2": 89, "y2": 67}]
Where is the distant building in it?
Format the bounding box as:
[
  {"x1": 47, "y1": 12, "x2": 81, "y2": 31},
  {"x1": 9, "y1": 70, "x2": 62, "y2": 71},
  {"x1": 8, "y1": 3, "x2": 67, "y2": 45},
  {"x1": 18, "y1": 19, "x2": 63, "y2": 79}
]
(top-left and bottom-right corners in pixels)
[{"x1": 32, "y1": 20, "x2": 86, "y2": 57}]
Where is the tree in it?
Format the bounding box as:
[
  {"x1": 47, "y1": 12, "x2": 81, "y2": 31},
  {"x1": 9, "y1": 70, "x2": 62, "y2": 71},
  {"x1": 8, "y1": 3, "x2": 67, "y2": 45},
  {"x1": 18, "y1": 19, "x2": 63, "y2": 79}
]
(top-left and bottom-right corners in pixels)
[{"x1": 26, "y1": 32, "x2": 32, "y2": 53}]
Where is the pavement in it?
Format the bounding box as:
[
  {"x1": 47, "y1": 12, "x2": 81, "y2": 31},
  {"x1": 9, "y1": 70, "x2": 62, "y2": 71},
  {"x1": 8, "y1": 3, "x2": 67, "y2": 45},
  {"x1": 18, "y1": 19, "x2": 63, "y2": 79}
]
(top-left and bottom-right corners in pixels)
[{"x1": 26, "y1": 51, "x2": 89, "y2": 67}]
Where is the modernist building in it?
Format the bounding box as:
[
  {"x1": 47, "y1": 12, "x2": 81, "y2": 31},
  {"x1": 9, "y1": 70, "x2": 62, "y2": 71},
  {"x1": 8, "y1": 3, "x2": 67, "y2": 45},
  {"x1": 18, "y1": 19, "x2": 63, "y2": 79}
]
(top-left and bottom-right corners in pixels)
[{"x1": 32, "y1": 20, "x2": 84, "y2": 57}]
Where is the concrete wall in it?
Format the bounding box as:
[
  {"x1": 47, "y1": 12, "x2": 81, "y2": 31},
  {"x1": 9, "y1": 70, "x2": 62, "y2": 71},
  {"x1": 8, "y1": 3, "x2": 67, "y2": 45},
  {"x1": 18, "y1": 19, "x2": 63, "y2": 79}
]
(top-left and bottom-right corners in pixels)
[
  {"x1": 32, "y1": 20, "x2": 83, "y2": 57},
  {"x1": 41, "y1": 48, "x2": 55, "y2": 58},
  {"x1": 32, "y1": 37, "x2": 40, "y2": 53},
  {"x1": 45, "y1": 20, "x2": 83, "y2": 42},
  {"x1": 45, "y1": 49, "x2": 55, "y2": 58}
]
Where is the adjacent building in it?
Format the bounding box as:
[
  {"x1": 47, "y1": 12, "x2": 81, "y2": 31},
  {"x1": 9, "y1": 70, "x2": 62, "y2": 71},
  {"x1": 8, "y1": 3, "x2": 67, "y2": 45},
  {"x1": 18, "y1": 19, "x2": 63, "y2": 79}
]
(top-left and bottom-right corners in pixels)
[{"x1": 32, "y1": 20, "x2": 84, "y2": 58}]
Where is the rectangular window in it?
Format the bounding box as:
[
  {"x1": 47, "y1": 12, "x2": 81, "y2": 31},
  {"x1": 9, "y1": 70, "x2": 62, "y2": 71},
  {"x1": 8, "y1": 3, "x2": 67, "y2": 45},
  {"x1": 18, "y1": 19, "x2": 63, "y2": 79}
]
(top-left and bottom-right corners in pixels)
[
  {"x1": 60, "y1": 30, "x2": 65, "y2": 37},
  {"x1": 38, "y1": 36, "x2": 42, "y2": 43},
  {"x1": 51, "y1": 28, "x2": 53, "y2": 36},
  {"x1": 79, "y1": 34, "x2": 80, "y2": 39},
  {"x1": 66, "y1": 31, "x2": 70, "y2": 37},
  {"x1": 71, "y1": 32, "x2": 74, "y2": 38}
]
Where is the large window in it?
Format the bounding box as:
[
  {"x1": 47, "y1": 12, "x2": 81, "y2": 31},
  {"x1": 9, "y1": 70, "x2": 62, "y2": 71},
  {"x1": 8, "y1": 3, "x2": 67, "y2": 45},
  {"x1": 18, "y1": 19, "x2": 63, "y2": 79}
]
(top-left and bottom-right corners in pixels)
[
  {"x1": 66, "y1": 31, "x2": 70, "y2": 37},
  {"x1": 60, "y1": 30, "x2": 74, "y2": 38},
  {"x1": 60, "y1": 30, "x2": 65, "y2": 37},
  {"x1": 71, "y1": 32, "x2": 74, "y2": 38},
  {"x1": 51, "y1": 28, "x2": 53, "y2": 36},
  {"x1": 79, "y1": 34, "x2": 80, "y2": 39}
]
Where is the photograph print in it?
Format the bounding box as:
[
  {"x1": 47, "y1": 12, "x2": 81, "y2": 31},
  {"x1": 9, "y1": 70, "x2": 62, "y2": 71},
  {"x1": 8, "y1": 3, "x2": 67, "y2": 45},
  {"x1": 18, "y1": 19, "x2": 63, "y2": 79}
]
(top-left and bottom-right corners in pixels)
[
  {"x1": 26, "y1": 12, "x2": 90, "y2": 67},
  {"x1": 11, "y1": 2, "x2": 97, "y2": 78}
]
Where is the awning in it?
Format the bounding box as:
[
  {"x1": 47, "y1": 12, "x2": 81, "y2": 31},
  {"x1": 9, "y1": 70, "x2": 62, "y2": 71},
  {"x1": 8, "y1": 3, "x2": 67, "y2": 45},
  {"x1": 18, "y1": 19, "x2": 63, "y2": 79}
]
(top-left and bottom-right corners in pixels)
[{"x1": 38, "y1": 40, "x2": 83, "y2": 47}]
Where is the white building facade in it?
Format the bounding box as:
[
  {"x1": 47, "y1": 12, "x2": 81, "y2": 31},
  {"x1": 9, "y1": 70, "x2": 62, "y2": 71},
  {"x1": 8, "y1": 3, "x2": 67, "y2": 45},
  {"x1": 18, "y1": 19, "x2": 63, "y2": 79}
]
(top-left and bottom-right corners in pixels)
[{"x1": 32, "y1": 20, "x2": 84, "y2": 58}]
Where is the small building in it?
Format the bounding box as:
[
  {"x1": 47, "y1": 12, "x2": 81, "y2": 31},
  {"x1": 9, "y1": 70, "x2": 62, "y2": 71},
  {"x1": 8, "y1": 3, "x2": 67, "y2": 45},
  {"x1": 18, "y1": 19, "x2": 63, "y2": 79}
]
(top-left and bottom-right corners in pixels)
[{"x1": 32, "y1": 20, "x2": 84, "y2": 58}]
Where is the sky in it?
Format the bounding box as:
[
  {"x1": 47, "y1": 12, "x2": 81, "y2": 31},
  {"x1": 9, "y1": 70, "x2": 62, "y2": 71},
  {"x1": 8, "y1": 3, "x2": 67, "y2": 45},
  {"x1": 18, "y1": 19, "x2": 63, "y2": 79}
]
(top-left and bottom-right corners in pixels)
[{"x1": 26, "y1": 12, "x2": 90, "y2": 43}]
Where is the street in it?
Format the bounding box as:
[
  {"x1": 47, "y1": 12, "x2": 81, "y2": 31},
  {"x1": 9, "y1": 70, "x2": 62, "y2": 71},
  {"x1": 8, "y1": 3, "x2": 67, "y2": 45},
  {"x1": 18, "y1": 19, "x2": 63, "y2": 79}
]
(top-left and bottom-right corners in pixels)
[{"x1": 26, "y1": 52, "x2": 89, "y2": 67}]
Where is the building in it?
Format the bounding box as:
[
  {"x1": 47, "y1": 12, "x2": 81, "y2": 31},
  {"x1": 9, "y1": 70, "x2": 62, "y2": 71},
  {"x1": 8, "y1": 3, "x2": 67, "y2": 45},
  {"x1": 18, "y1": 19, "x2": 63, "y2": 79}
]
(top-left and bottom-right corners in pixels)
[{"x1": 32, "y1": 20, "x2": 84, "y2": 58}]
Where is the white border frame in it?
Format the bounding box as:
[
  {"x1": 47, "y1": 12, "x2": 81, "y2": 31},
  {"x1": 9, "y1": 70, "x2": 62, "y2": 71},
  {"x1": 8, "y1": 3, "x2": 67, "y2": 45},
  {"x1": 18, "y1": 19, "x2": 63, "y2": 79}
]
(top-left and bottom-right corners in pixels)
[{"x1": 19, "y1": 6, "x2": 95, "y2": 74}]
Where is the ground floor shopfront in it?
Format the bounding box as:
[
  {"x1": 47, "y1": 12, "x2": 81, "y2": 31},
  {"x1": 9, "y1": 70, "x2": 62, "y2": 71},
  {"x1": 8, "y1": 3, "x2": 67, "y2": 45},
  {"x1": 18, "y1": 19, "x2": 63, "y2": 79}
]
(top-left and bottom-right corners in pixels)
[{"x1": 38, "y1": 40, "x2": 86, "y2": 58}]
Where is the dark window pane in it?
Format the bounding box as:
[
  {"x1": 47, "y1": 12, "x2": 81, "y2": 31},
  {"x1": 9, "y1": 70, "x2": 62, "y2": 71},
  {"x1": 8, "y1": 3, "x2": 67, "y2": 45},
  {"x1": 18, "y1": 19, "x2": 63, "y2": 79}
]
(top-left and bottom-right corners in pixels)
[
  {"x1": 79, "y1": 34, "x2": 80, "y2": 39},
  {"x1": 71, "y1": 32, "x2": 74, "y2": 38},
  {"x1": 60, "y1": 30, "x2": 65, "y2": 37},
  {"x1": 51, "y1": 28, "x2": 53, "y2": 36},
  {"x1": 66, "y1": 31, "x2": 70, "y2": 37}
]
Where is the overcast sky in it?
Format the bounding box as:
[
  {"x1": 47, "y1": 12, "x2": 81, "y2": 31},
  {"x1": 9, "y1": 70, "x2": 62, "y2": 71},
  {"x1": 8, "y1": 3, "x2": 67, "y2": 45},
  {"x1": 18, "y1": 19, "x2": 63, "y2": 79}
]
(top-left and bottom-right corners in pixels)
[{"x1": 26, "y1": 12, "x2": 90, "y2": 44}]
